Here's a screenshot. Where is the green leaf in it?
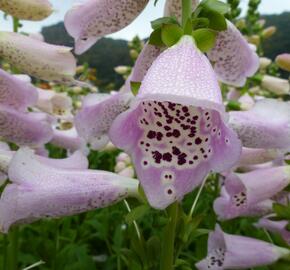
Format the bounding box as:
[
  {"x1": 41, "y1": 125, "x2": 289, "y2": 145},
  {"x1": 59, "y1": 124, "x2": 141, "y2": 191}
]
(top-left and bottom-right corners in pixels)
[
  {"x1": 161, "y1": 24, "x2": 183, "y2": 47},
  {"x1": 149, "y1": 28, "x2": 164, "y2": 47},
  {"x1": 201, "y1": 0, "x2": 230, "y2": 14},
  {"x1": 151, "y1": 16, "x2": 179, "y2": 30},
  {"x1": 273, "y1": 203, "x2": 290, "y2": 220},
  {"x1": 192, "y1": 17, "x2": 210, "y2": 29},
  {"x1": 192, "y1": 28, "x2": 217, "y2": 52},
  {"x1": 130, "y1": 81, "x2": 141, "y2": 96},
  {"x1": 226, "y1": 101, "x2": 241, "y2": 111},
  {"x1": 125, "y1": 205, "x2": 150, "y2": 224},
  {"x1": 200, "y1": 9, "x2": 227, "y2": 31}
]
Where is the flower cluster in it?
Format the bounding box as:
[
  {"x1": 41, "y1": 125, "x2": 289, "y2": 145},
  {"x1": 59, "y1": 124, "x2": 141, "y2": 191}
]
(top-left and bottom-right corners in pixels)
[{"x1": 0, "y1": 0, "x2": 289, "y2": 269}]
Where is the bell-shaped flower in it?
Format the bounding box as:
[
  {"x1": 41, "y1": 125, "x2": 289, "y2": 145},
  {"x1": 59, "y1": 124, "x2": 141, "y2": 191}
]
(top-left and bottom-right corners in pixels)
[
  {"x1": 0, "y1": 32, "x2": 81, "y2": 85},
  {"x1": 256, "y1": 216, "x2": 290, "y2": 245},
  {"x1": 208, "y1": 21, "x2": 259, "y2": 87},
  {"x1": 64, "y1": 0, "x2": 149, "y2": 55},
  {"x1": 0, "y1": 0, "x2": 53, "y2": 21},
  {"x1": 51, "y1": 127, "x2": 88, "y2": 155},
  {"x1": 0, "y1": 106, "x2": 53, "y2": 146},
  {"x1": 109, "y1": 36, "x2": 241, "y2": 209},
  {"x1": 0, "y1": 147, "x2": 139, "y2": 233},
  {"x1": 259, "y1": 57, "x2": 272, "y2": 70},
  {"x1": 214, "y1": 166, "x2": 290, "y2": 220},
  {"x1": 0, "y1": 68, "x2": 38, "y2": 111},
  {"x1": 261, "y1": 75, "x2": 290, "y2": 95},
  {"x1": 238, "y1": 93, "x2": 255, "y2": 111},
  {"x1": 75, "y1": 92, "x2": 133, "y2": 150},
  {"x1": 164, "y1": 0, "x2": 198, "y2": 21},
  {"x1": 229, "y1": 99, "x2": 290, "y2": 149},
  {"x1": 130, "y1": 43, "x2": 163, "y2": 83},
  {"x1": 238, "y1": 147, "x2": 283, "y2": 167},
  {"x1": 36, "y1": 88, "x2": 73, "y2": 120},
  {"x1": 196, "y1": 224, "x2": 290, "y2": 270},
  {"x1": 276, "y1": 53, "x2": 290, "y2": 72}
]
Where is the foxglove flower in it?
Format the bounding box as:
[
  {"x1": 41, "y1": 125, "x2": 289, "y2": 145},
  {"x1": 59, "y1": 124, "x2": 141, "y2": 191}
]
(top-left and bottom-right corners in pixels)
[
  {"x1": 0, "y1": 0, "x2": 53, "y2": 21},
  {"x1": 259, "y1": 57, "x2": 272, "y2": 70},
  {"x1": 36, "y1": 88, "x2": 73, "y2": 119},
  {"x1": 196, "y1": 224, "x2": 290, "y2": 270},
  {"x1": 238, "y1": 147, "x2": 283, "y2": 167},
  {"x1": 261, "y1": 75, "x2": 290, "y2": 95},
  {"x1": 0, "y1": 32, "x2": 81, "y2": 84},
  {"x1": 0, "y1": 107, "x2": 53, "y2": 146},
  {"x1": 64, "y1": 0, "x2": 149, "y2": 55},
  {"x1": 0, "y1": 69, "x2": 38, "y2": 111},
  {"x1": 110, "y1": 36, "x2": 241, "y2": 209},
  {"x1": 208, "y1": 21, "x2": 259, "y2": 87},
  {"x1": 51, "y1": 128, "x2": 88, "y2": 155},
  {"x1": 0, "y1": 148, "x2": 139, "y2": 232},
  {"x1": 229, "y1": 99, "x2": 290, "y2": 149},
  {"x1": 256, "y1": 216, "x2": 290, "y2": 245},
  {"x1": 75, "y1": 92, "x2": 133, "y2": 150},
  {"x1": 214, "y1": 166, "x2": 290, "y2": 220}
]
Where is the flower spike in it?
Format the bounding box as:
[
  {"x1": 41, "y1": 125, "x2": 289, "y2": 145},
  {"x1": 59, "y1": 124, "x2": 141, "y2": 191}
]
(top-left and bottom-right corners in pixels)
[
  {"x1": 64, "y1": 0, "x2": 149, "y2": 55},
  {"x1": 110, "y1": 36, "x2": 241, "y2": 209},
  {"x1": 0, "y1": 148, "x2": 139, "y2": 233}
]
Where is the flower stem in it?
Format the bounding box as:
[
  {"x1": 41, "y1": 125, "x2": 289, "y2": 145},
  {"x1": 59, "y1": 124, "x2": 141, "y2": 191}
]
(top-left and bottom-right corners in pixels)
[
  {"x1": 160, "y1": 202, "x2": 178, "y2": 270},
  {"x1": 7, "y1": 228, "x2": 18, "y2": 270},
  {"x1": 182, "y1": 0, "x2": 193, "y2": 28},
  {"x1": 13, "y1": 17, "x2": 19, "y2": 33}
]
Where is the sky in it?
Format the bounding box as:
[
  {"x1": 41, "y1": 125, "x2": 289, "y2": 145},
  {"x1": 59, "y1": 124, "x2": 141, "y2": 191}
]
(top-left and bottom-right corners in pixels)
[{"x1": 0, "y1": 0, "x2": 289, "y2": 40}]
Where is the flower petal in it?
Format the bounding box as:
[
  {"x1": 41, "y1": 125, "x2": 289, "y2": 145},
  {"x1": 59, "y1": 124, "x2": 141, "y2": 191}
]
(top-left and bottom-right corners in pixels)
[
  {"x1": 0, "y1": 68, "x2": 38, "y2": 111},
  {"x1": 0, "y1": 106, "x2": 53, "y2": 146},
  {"x1": 0, "y1": 148, "x2": 139, "y2": 232},
  {"x1": 214, "y1": 167, "x2": 290, "y2": 220},
  {"x1": 64, "y1": 0, "x2": 149, "y2": 54},
  {"x1": 208, "y1": 21, "x2": 259, "y2": 87},
  {"x1": 229, "y1": 99, "x2": 290, "y2": 149},
  {"x1": 196, "y1": 224, "x2": 290, "y2": 270},
  {"x1": 0, "y1": 32, "x2": 77, "y2": 83},
  {"x1": 75, "y1": 92, "x2": 133, "y2": 150},
  {"x1": 51, "y1": 128, "x2": 88, "y2": 155},
  {"x1": 110, "y1": 36, "x2": 241, "y2": 209},
  {"x1": 130, "y1": 43, "x2": 163, "y2": 83},
  {"x1": 0, "y1": 0, "x2": 53, "y2": 21},
  {"x1": 164, "y1": 0, "x2": 199, "y2": 20}
]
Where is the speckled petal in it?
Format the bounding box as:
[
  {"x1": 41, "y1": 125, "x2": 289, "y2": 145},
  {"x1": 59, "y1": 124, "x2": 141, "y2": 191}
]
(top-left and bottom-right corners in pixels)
[
  {"x1": 214, "y1": 167, "x2": 290, "y2": 220},
  {"x1": 238, "y1": 147, "x2": 283, "y2": 166},
  {"x1": 0, "y1": 147, "x2": 139, "y2": 232},
  {"x1": 229, "y1": 99, "x2": 290, "y2": 149},
  {"x1": 51, "y1": 128, "x2": 88, "y2": 155},
  {"x1": 0, "y1": 0, "x2": 53, "y2": 21},
  {"x1": 110, "y1": 36, "x2": 241, "y2": 209},
  {"x1": 196, "y1": 224, "x2": 290, "y2": 270},
  {"x1": 0, "y1": 106, "x2": 53, "y2": 146},
  {"x1": 64, "y1": 0, "x2": 149, "y2": 55},
  {"x1": 0, "y1": 68, "x2": 38, "y2": 111},
  {"x1": 0, "y1": 32, "x2": 77, "y2": 84},
  {"x1": 208, "y1": 21, "x2": 259, "y2": 87},
  {"x1": 75, "y1": 92, "x2": 133, "y2": 150},
  {"x1": 164, "y1": 0, "x2": 198, "y2": 21},
  {"x1": 256, "y1": 216, "x2": 290, "y2": 245},
  {"x1": 130, "y1": 43, "x2": 163, "y2": 83}
]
